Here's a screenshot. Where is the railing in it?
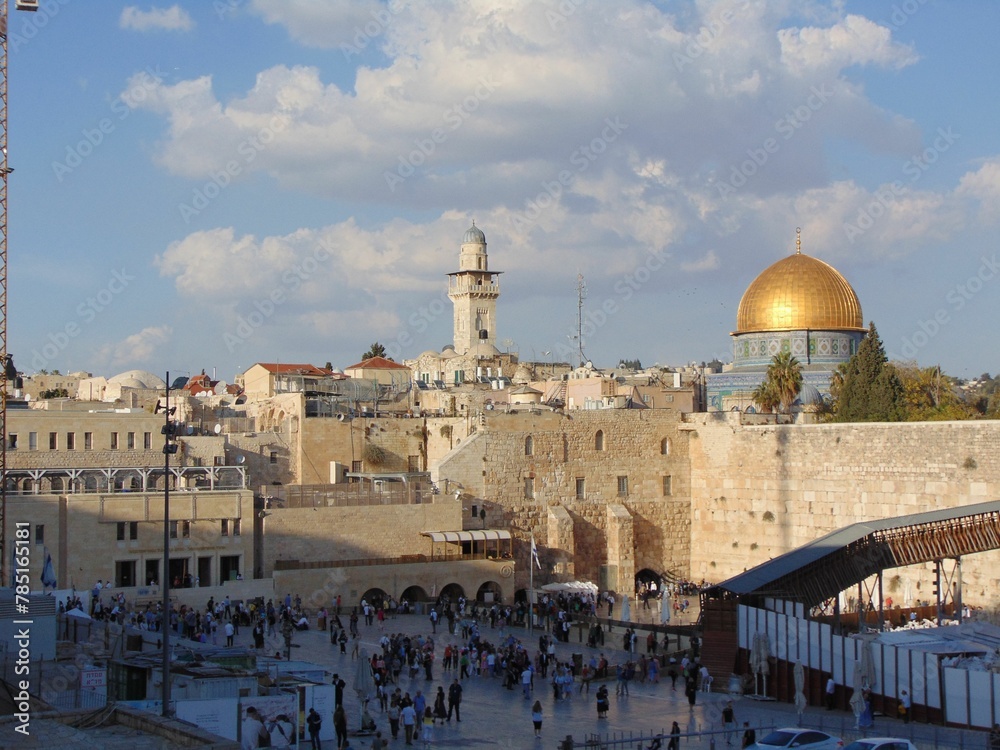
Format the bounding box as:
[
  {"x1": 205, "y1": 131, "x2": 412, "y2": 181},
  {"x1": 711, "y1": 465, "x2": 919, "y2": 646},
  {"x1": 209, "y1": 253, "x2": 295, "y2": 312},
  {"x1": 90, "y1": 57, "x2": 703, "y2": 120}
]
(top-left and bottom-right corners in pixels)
[
  {"x1": 274, "y1": 552, "x2": 508, "y2": 571},
  {"x1": 265, "y1": 482, "x2": 434, "y2": 508}
]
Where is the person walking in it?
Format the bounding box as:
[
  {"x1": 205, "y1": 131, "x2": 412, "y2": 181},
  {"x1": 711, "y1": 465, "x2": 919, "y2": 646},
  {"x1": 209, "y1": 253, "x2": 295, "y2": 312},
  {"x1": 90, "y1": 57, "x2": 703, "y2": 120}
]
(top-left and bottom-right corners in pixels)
[
  {"x1": 401, "y1": 701, "x2": 417, "y2": 745},
  {"x1": 334, "y1": 704, "x2": 348, "y2": 749},
  {"x1": 387, "y1": 696, "x2": 401, "y2": 740},
  {"x1": 741, "y1": 722, "x2": 756, "y2": 748},
  {"x1": 722, "y1": 701, "x2": 736, "y2": 746},
  {"x1": 531, "y1": 699, "x2": 543, "y2": 739},
  {"x1": 433, "y1": 686, "x2": 447, "y2": 724},
  {"x1": 826, "y1": 677, "x2": 836, "y2": 710},
  {"x1": 225, "y1": 620, "x2": 235, "y2": 647},
  {"x1": 306, "y1": 708, "x2": 322, "y2": 750},
  {"x1": 447, "y1": 679, "x2": 462, "y2": 722},
  {"x1": 667, "y1": 721, "x2": 681, "y2": 750}
]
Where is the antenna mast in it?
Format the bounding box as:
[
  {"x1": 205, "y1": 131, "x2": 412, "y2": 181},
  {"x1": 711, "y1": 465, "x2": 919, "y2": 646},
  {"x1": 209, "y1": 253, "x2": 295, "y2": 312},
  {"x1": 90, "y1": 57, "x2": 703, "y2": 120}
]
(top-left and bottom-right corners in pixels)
[{"x1": 576, "y1": 273, "x2": 587, "y2": 366}]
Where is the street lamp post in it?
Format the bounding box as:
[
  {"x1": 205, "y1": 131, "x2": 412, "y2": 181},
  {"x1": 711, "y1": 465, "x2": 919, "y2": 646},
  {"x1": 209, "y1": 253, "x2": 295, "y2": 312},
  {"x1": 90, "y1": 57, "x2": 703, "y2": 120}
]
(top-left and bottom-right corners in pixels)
[{"x1": 156, "y1": 372, "x2": 179, "y2": 717}]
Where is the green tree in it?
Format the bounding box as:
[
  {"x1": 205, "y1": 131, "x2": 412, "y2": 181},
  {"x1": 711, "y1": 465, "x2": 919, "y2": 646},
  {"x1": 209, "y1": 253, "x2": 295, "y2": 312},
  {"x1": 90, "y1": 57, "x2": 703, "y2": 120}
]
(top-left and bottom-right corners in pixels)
[
  {"x1": 752, "y1": 352, "x2": 802, "y2": 413},
  {"x1": 361, "y1": 342, "x2": 391, "y2": 361},
  {"x1": 833, "y1": 322, "x2": 905, "y2": 422},
  {"x1": 895, "y1": 362, "x2": 977, "y2": 421},
  {"x1": 751, "y1": 379, "x2": 780, "y2": 413}
]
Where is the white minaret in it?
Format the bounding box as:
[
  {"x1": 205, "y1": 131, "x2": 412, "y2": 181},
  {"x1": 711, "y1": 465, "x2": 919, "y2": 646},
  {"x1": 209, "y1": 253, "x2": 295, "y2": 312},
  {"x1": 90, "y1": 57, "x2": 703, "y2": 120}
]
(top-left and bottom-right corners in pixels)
[{"x1": 448, "y1": 222, "x2": 501, "y2": 355}]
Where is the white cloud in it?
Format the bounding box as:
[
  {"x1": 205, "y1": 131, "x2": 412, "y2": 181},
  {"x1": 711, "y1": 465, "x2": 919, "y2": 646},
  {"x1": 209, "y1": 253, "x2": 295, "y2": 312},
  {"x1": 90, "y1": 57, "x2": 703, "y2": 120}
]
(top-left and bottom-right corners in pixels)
[
  {"x1": 98, "y1": 326, "x2": 173, "y2": 369},
  {"x1": 956, "y1": 158, "x2": 1000, "y2": 224},
  {"x1": 778, "y1": 14, "x2": 918, "y2": 73},
  {"x1": 120, "y1": 5, "x2": 194, "y2": 33}
]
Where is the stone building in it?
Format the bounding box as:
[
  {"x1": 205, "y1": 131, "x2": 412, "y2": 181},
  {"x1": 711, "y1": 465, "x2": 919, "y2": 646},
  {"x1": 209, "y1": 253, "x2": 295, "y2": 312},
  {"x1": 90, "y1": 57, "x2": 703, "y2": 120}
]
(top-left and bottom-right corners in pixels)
[{"x1": 707, "y1": 230, "x2": 866, "y2": 411}]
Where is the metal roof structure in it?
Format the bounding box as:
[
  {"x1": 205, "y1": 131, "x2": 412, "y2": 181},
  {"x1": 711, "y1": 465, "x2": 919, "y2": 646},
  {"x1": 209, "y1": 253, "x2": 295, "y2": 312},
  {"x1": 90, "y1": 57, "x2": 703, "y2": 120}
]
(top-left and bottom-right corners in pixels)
[
  {"x1": 705, "y1": 500, "x2": 1000, "y2": 609},
  {"x1": 422, "y1": 530, "x2": 512, "y2": 543}
]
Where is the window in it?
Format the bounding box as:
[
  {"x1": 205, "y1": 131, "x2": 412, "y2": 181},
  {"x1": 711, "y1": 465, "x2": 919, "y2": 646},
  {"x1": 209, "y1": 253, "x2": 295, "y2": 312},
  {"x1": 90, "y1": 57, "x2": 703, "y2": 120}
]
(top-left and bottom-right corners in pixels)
[
  {"x1": 221, "y1": 519, "x2": 229, "y2": 537},
  {"x1": 169, "y1": 521, "x2": 178, "y2": 539},
  {"x1": 617, "y1": 475, "x2": 628, "y2": 498},
  {"x1": 143, "y1": 432, "x2": 152, "y2": 450},
  {"x1": 663, "y1": 475, "x2": 673, "y2": 496},
  {"x1": 35, "y1": 524, "x2": 44, "y2": 544},
  {"x1": 129, "y1": 522, "x2": 138, "y2": 541},
  {"x1": 661, "y1": 437, "x2": 671, "y2": 455},
  {"x1": 233, "y1": 519, "x2": 241, "y2": 537},
  {"x1": 28, "y1": 432, "x2": 37, "y2": 451},
  {"x1": 117, "y1": 522, "x2": 127, "y2": 541},
  {"x1": 408, "y1": 454, "x2": 421, "y2": 472},
  {"x1": 524, "y1": 477, "x2": 535, "y2": 499},
  {"x1": 66, "y1": 432, "x2": 76, "y2": 450},
  {"x1": 84, "y1": 432, "x2": 93, "y2": 450},
  {"x1": 525, "y1": 436, "x2": 533, "y2": 456},
  {"x1": 575, "y1": 477, "x2": 586, "y2": 500},
  {"x1": 595, "y1": 430, "x2": 605, "y2": 451},
  {"x1": 181, "y1": 521, "x2": 191, "y2": 538},
  {"x1": 7, "y1": 433, "x2": 16, "y2": 449},
  {"x1": 110, "y1": 432, "x2": 119, "y2": 450},
  {"x1": 269, "y1": 451, "x2": 278, "y2": 464},
  {"x1": 115, "y1": 560, "x2": 137, "y2": 588},
  {"x1": 49, "y1": 432, "x2": 58, "y2": 450},
  {"x1": 127, "y1": 432, "x2": 136, "y2": 450}
]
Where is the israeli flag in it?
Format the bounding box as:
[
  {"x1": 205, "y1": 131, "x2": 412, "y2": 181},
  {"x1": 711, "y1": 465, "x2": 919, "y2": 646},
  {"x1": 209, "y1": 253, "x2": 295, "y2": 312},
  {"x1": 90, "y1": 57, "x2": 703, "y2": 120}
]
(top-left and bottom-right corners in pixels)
[{"x1": 41, "y1": 548, "x2": 58, "y2": 590}]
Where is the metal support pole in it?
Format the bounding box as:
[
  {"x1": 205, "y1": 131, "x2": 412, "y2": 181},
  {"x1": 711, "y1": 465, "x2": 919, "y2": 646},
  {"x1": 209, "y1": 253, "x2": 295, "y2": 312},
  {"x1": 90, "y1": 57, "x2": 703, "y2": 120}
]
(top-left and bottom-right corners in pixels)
[
  {"x1": 954, "y1": 557, "x2": 962, "y2": 623},
  {"x1": 161, "y1": 372, "x2": 172, "y2": 717}
]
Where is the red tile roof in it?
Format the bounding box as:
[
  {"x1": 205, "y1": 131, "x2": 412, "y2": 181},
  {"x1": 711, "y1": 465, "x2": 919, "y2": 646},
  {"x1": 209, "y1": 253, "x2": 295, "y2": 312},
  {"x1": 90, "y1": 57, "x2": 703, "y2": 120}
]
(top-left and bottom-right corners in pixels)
[{"x1": 344, "y1": 356, "x2": 410, "y2": 370}]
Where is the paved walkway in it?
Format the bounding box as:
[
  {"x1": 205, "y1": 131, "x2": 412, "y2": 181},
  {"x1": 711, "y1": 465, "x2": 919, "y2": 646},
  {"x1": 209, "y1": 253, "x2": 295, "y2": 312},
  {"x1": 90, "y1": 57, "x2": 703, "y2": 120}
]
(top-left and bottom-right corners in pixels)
[{"x1": 225, "y1": 612, "x2": 984, "y2": 749}]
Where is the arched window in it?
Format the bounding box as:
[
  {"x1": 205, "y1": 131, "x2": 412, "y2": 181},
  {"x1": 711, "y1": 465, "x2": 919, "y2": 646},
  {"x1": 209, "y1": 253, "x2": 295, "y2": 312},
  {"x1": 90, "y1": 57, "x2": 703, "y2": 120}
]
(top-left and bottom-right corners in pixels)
[
  {"x1": 595, "y1": 430, "x2": 605, "y2": 451},
  {"x1": 525, "y1": 436, "x2": 533, "y2": 456},
  {"x1": 660, "y1": 437, "x2": 671, "y2": 455}
]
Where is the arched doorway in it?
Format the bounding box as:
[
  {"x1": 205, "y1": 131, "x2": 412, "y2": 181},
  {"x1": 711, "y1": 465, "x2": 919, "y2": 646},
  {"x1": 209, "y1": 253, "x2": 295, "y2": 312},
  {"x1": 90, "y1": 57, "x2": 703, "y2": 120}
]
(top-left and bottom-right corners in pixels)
[
  {"x1": 635, "y1": 568, "x2": 664, "y2": 596},
  {"x1": 439, "y1": 583, "x2": 465, "y2": 606},
  {"x1": 360, "y1": 587, "x2": 389, "y2": 609},
  {"x1": 476, "y1": 581, "x2": 502, "y2": 604},
  {"x1": 400, "y1": 585, "x2": 428, "y2": 607}
]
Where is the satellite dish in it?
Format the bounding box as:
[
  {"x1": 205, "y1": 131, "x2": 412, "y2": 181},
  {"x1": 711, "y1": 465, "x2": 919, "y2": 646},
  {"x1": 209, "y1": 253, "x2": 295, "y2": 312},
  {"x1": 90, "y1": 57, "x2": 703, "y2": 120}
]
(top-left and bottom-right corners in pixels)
[
  {"x1": 214, "y1": 424, "x2": 222, "y2": 435},
  {"x1": 185, "y1": 425, "x2": 194, "y2": 435},
  {"x1": 337, "y1": 414, "x2": 346, "y2": 422},
  {"x1": 237, "y1": 455, "x2": 246, "y2": 464},
  {"x1": 214, "y1": 381, "x2": 228, "y2": 395}
]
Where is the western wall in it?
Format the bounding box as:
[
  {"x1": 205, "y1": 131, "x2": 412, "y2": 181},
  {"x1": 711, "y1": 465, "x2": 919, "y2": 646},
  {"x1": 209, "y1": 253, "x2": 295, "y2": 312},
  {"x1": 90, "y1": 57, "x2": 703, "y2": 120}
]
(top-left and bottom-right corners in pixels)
[{"x1": 686, "y1": 413, "x2": 1000, "y2": 605}]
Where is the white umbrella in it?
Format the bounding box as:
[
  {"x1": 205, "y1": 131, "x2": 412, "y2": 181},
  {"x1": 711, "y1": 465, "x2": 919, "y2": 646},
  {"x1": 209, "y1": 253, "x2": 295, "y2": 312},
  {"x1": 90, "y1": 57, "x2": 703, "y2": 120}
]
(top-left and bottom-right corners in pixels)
[
  {"x1": 353, "y1": 648, "x2": 376, "y2": 725},
  {"x1": 660, "y1": 596, "x2": 671, "y2": 624},
  {"x1": 621, "y1": 595, "x2": 631, "y2": 622},
  {"x1": 751, "y1": 632, "x2": 771, "y2": 697},
  {"x1": 65, "y1": 607, "x2": 93, "y2": 620},
  {"x1": 849, "y1": 660, "x2": 866, "y2": 728},
  {"x1": 859, "y1": 639, "x2": 876, "y2": 691},
  {"x1": 793, "y1": 660, "x2": 807, "y2": 720}
]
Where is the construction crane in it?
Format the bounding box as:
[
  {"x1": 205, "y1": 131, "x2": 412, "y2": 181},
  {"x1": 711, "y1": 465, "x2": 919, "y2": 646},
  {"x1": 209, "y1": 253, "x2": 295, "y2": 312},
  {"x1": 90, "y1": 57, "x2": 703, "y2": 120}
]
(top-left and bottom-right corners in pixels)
[{"x1": 0, "y1": 0, "x2": 39, "y2": 585}]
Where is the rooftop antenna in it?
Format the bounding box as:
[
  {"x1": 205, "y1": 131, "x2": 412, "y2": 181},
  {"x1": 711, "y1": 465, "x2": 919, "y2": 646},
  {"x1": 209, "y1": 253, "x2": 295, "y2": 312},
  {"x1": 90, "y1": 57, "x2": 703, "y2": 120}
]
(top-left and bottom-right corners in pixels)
[{"x1": 576, "y1": 273, "x2": 587, "y2": 367}]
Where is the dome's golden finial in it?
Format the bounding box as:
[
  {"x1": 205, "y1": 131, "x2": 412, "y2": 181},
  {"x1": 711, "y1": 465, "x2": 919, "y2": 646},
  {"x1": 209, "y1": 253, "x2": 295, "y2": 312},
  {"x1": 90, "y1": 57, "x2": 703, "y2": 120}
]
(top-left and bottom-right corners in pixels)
[{"x1": 795, "y1": 227, "x2": 802, "y2": 255}]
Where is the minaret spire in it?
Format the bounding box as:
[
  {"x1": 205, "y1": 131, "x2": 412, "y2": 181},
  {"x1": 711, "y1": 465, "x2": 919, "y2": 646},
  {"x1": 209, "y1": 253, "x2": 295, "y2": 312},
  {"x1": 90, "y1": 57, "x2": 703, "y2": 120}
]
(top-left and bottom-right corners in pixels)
[{"x1": 795, "y1": 226, "x2": 802, "y2": 255}]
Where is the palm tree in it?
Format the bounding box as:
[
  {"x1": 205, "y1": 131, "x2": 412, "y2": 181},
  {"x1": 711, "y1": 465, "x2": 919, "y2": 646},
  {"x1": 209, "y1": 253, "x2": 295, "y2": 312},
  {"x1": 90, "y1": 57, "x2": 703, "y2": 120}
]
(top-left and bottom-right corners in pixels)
[
  {"x1": 768, "y1": 352, "x2": 803, "y2": 412},
  {"x1": 752, "y1": 379, "x2": 780, "y2": 413}
]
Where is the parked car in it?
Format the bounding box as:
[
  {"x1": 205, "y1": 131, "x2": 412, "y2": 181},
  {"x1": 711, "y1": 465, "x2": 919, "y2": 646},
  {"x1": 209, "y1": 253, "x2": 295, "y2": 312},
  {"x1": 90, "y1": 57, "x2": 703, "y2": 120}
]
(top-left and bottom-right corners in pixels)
[
  {"x1": 748, "y1": 728, "x2": 843, "y2": 750},
  {"x1": 842, "y1": 740, "x2": 917, "y2": 750}
]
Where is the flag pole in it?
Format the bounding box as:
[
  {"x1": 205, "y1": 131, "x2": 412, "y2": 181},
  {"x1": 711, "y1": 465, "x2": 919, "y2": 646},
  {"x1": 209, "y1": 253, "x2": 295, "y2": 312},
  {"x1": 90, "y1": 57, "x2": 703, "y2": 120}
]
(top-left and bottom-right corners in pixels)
[{"x1": 529, "y1": 534, "x2": 534, "y2": 635}]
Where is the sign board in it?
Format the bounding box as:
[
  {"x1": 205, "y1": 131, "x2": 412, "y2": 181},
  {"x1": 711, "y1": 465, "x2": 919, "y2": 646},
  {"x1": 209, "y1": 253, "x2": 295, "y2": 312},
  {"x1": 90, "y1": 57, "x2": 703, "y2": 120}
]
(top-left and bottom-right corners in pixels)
[{"x1": 81, "y1": 669, "x2": 106, "y2": 688}]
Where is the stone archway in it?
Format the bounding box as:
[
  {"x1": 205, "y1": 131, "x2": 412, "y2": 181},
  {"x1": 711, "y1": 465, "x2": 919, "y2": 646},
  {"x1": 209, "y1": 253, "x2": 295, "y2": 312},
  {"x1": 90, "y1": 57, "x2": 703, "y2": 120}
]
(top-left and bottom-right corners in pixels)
[
  {"x1": 476, "y1": 580, "x2": 503, "y2": 604},
  {"x1": 360, "y1": 587, "x2": 389, "y2": 609},
  {"x1": 401, "y1": 585, "x2": 428, "y2": 604}
]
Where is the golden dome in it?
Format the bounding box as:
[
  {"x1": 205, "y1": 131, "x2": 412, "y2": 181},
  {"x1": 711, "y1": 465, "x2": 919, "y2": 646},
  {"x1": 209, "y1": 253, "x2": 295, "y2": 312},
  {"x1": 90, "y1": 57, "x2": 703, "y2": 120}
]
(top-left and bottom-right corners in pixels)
[{"x1": 735, "y1": 246, "x2": 864, "y2": 334}]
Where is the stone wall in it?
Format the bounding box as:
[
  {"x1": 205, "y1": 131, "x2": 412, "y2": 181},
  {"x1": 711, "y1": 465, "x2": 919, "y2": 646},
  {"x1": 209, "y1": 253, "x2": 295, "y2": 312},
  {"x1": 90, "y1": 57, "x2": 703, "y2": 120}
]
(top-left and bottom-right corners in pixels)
[
  {"x1": 687, "y1": 414, "x2": 1000, "y2": 603},
  {"x1": 437, "y1": 409, "x2": 693, "y2": 593},
  {"x1": 262, "y1": 499, "x2": 460, "y2": 575}
]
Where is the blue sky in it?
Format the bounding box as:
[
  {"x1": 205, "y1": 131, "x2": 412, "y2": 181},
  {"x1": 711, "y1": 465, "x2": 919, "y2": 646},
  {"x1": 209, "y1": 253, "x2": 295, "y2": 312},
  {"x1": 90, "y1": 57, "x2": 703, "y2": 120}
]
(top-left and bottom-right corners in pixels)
[{"x1": 9, "y1": 1, "x2": 1000, "y2": 381}]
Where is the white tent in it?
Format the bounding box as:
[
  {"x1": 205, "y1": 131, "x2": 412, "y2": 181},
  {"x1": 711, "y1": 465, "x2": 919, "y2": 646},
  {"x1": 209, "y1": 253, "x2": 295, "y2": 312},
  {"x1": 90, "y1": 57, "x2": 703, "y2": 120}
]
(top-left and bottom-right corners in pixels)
[{"x1": 539, "y1": 581, "x2": 598, "y2": 594}]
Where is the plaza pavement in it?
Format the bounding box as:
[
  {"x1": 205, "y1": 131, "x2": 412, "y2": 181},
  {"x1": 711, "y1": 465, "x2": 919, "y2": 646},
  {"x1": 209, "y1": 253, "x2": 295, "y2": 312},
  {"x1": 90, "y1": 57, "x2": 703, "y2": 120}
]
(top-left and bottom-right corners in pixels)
[{"x1": 228, "y1": 609, "x2": 983, "y2": 749}]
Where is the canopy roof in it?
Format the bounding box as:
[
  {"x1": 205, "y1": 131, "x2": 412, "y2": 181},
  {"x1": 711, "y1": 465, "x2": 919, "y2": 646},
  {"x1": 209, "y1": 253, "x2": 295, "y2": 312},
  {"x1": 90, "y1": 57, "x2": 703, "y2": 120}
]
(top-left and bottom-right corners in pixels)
[{"x1": 422, "y1": 530, "x2": 512, "y2": 543}]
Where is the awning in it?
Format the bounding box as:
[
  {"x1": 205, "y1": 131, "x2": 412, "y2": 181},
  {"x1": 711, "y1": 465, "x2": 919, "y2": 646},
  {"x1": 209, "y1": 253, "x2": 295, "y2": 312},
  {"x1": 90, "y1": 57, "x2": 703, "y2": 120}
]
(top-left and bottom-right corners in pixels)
[{"x1": 422, "y1": 530, "x2": 512, "y2": 543}]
